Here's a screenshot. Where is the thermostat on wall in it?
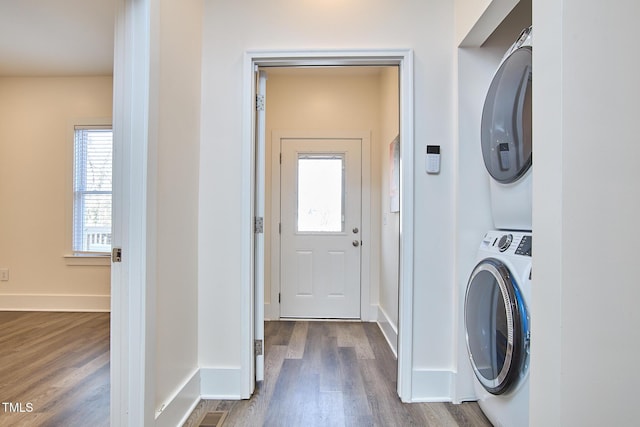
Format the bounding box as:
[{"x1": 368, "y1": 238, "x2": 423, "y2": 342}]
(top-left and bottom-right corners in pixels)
[{"x1": 426, "y1": 145, "x2": 440, "y2": 174}]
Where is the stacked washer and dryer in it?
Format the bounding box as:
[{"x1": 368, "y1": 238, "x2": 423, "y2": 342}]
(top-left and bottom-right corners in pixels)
[{"x1": 464, "y1": 27, "x2": 533, "y2": 427}]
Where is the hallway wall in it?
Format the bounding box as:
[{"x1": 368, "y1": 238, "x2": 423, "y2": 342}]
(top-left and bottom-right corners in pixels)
[{"x1": 199, "y1": 0, "x2": 456, "y2": 400}]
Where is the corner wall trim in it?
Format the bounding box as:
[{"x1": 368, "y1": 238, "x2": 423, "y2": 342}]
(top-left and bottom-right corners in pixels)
[
  {"x1": 411, "y1": 369, "x2": 455, "y2": 403},
  {"x1": 0, "y1": 294, "x2": 110, "y2": 312},
  {"x1": 155, "y1": 369, "x2": 201, "y2": 427},
  {"x1": 200, "y1": 367, "x2": 243, "y2": 400},
  {"x1": 376, "y1": 305, "x2": 398, "y2": 357}
]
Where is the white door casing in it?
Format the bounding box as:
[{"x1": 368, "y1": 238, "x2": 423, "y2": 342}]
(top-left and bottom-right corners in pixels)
[
  {"x1": 243, "y1": 49, "x2": 414, "y2": 402},
  {"x1": 254, "y1": 70, "x2": 267, "y2": 382},
  {"x1": 280, "y1": 138, "x2": 362, "y2": 319}
]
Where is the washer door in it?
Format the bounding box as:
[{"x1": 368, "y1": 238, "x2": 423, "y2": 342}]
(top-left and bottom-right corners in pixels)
[
  {"x1": 465, "y1": 258, "x2": 529, "y2": 395},
  {"x1": 481, "y1": 46, "x2": 532, "y2": 184}
]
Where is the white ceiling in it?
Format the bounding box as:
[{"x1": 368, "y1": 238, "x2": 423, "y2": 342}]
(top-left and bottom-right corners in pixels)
[{"x1": 0, "y1": 0, "x2": 115, "y2": 77}]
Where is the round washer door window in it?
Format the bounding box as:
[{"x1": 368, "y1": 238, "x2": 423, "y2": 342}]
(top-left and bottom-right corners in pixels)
[
  {"x1": 481, "y1": 46, "x2": 532, "y2": 184},
  {"x1": 465, "y1": 258, "x2": 529, "y2": 395}
]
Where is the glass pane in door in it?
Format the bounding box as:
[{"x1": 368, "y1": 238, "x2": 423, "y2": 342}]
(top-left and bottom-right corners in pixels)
[{"x1": 297, "y1": 154, "x2": 344, "y2": 232}]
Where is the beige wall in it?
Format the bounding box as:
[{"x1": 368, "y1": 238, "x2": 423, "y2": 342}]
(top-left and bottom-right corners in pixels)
[
  {"x1": 377, "y1": 67, "x2": 400, "y2": 351},
  {"x1": 263, "y1": 67, "x2": 394, "y2": 321},
  {"x1": 0, "y1": 76, "x2": 112, "y2": 311}
]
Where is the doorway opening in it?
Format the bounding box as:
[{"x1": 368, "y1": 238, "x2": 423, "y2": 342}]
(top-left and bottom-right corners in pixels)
[{"x1": 242, "y1": 50, "x2": 415, "y2": 403}]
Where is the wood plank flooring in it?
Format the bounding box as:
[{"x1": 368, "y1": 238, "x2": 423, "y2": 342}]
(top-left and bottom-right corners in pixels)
[
  {"x1": 186, "y1": 321, "x2": 491, "y2": 427},
  {"x1": 0, "y1": 311, "x2": 110, "y2": 427}
]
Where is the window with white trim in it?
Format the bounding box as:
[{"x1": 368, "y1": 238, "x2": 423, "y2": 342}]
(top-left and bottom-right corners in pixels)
[{"x1": 73, "y1": 126, "x2": 113, "y2": 254}]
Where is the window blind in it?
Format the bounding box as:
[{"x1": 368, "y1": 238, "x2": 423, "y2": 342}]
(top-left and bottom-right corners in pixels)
[{"x1": 73, "y1": 126, "x2": 113, "y2": 253}]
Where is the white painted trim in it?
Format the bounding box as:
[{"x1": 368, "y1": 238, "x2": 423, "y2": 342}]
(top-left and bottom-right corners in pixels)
[
  {"x1": 240, "y1": 52, "x2": 256, "y2": 400},
  {"x1": 65, "y1": 116, "x2": 113, "y2": 260},
  {"x1": 243, "y1": 49, "x2": 415, "y2": 402},
  {"x1": 376, "y1": 305, "x2": 399, "y2": 358},
  {"x1": 111, "y1": 0, "x2": 152, "y2": 425},
  {"x1": 0, "y1": 294, "x2": 110, "y2": 312},
  {"x1": 411, "y1": 369, "x2": 455, "y2": 403},
  {"x1": 254, "y1": 70, "x2": 267, "y2": 382},
  {"x1": 200, "y1": 367, "x2": 243, "y2": 400},
  {"x1": 267, "y1": 130, "x2": 281, "y2": 321},
  {"x1": 397, "y1": 49, "x2": 415, "y2": 403},
  {"x1": 269, "y1": 130, "x2": 373, "y2": 321},
  {"x1": 64, "y1": 254, "x2": 111, "y2": 266},
  {"x1": 154, "y1": 369, "x2": 201, "y2": 427},
  {"x1": 360, "y1": 131, "x2": 374, "y2": 322}
]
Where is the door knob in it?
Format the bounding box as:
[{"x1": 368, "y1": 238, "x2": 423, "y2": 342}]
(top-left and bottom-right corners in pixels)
[
  {"x1": 352, "y1": 227, "x2": 359, "y2": 234},
  {"x1": 352, "y1": 240, "x2": 360, "y2": 247}
]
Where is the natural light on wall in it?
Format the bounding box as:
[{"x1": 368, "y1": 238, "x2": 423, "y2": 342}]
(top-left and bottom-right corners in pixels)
[{"x1": 297, "y1": 154, "x2": 345, "y2": 233}]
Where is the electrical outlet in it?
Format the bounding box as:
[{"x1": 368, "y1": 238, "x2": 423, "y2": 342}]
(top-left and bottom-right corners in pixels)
[{"x1": 0, "y1": 268, "x2": 9, "y2": 281}]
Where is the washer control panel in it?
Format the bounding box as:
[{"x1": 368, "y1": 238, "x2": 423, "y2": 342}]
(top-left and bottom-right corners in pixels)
[
  {"x1": 481, "y1": 231, "x2": 532, "y2": 257},
  {"x1": 515, "y1": 235, "x2": 532, "y2": 257}
]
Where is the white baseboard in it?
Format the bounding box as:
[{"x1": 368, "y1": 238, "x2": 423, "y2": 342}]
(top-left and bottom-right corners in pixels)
[
  {"x1": 411, "y1": 369, "x2": 455, "y2": 402},
  {"x1": 0, "y1": 294, "x2": 110, "y2": 312},
  {"x1": 375, "y1": 305, "x2": 398, "y2": 357},
  {"x1": 264, "y1": 301, "x2": 278, "y2": 320},
  {"x1": 200, "y1": 367, "x2": 243, "y2": 400},
  {"x1": 155, "y1": 369, "x2": 201, "y2": 427}
]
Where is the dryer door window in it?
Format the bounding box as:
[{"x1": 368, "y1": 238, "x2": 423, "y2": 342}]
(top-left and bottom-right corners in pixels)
[
  {"x1": 465, "y1": 258, "x2": 529, "y2": 395},
  {"x1": 481, "y1": 47, "x2": 532, "y2": 184}
]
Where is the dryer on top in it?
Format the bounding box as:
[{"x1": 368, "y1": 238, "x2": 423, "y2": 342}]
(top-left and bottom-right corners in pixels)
[{"x1": 482, "y1": 26, "x2": 532, "y2": 231}]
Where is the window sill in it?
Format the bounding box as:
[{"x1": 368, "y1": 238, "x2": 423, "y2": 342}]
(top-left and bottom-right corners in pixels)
[{"x1": 64, "y1": 254, "x2": 111, "y2": 266}]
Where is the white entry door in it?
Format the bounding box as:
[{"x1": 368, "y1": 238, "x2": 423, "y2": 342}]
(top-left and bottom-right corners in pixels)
[{"x1": 280, "y1": 138, "x2": 362, "y2": 318}]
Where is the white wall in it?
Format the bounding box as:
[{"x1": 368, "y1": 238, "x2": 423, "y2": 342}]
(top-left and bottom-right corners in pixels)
[
  {"x1": 199, "y1": 0, "x2": 456, "y2": 399},
  {"x1": 455, "y1": 0, "x2": 520, "y2": 46},
  {"x1": 0, "y1": 76, "x2": 112, "y2": 311},
  {"x1": 532, "y1": 0, "x2": 640, "y2": 425},
  {"x1": 148, "y1": 0, "x2": 202, "y2": 424}
]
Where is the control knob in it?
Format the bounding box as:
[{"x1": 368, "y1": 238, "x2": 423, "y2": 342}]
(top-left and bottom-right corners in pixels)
[{"x1": 498, "y1": 234, "x2": 513, "y2": 252}]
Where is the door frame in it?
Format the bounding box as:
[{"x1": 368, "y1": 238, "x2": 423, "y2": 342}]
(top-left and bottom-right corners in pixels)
[
  {"x1": 111, "y1": 0, "x2": 153, "y2": 424},
  {"x1": 270, "y1": 131, "x2": 371, "y2": 321},
  {"x1": 241, "y1": 49, "x2": 415, "y2": 401}
]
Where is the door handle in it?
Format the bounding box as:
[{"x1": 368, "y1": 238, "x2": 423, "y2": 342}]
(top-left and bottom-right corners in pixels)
[{"x1": 352, "y1": 240, "x2": 360, "y2": 247}]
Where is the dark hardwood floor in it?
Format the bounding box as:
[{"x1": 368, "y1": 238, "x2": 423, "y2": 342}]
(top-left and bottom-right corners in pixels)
[
  {"x1": 0, "y1": 311, "x2": 110, "y2": 427},
  {"x1": 0, "y1": 314, "x2": 490, "y2": 426},
  {"x1": 187, "y1": 321, "x2": 491, "y2": 427}
]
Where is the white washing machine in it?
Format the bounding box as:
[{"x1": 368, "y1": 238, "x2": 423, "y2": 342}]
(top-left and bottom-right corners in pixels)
[
  {"x1": 465, "y1": 230, "x2": 531, "y2": 427},
  {"x1": 481, "y1": 27, "x2": 533, "y2": 231}
]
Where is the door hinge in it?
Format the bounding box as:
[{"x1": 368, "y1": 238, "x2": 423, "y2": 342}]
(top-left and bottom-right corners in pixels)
[
  {"x1": 278, "y1": 293, "x2": 281, "y2": 304},
  {"x1": 256, "y1": 94, "x2": 265, "y2": 111},
  {"x1": 254, "y1": 339, "x2": 263, "y2": 356},
  {"x1": 278, "y1": 222, "x2": 281, "y2": 234},
  {"x1": 254, "y1": 217, "x2": 264, "y2": 234},
  {"x1": 112, "y1": 247, "x2": 122, "y2": 263},
  {"x1": 279, "y1": 153, "x2": 282, "y2": 164}
]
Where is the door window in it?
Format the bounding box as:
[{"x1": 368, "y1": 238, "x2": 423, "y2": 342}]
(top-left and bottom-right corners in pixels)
[
  {"x1": 465, "y1": 259, "x2": 528, "y2": 394},
  {"x1": 296, "y1": 154, "x2": 345, "y2": 233}
]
